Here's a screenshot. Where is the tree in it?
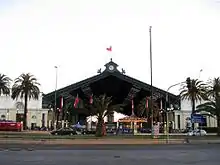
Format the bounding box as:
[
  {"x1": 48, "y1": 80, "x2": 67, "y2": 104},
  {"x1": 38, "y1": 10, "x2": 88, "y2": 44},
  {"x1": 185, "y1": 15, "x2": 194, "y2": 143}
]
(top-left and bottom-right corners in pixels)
[
  {"x1": 88, "y1": 94, "x2": 123, "y2": 137},
  {"x1": 206, "y1": 77, "x2": 220, "y2": 98},
  {"x1": 196, "y1": 78, "x2": 220, "y2": 135},
  {"x1": 180, "y1": 78, "x2": 207, "y2": 128},
  {"x1": 11, "y1": 73, "x2": 40, "y2": 130},
  {"x1": 63, "y1": 96, "x2": 76, "y2": 127},
  {"x1": 0, "y1": 74, "x2": 11, "y2": 96},
  {"x1": 137, "y1": 97, "x2": 161, "y2": 122}
]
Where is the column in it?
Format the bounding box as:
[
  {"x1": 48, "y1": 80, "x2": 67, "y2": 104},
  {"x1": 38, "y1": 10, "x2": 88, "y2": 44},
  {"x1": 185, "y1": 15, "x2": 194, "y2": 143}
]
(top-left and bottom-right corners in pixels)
[{"x1": 133, "y1": 122, "x2": 137, "y2": 134}]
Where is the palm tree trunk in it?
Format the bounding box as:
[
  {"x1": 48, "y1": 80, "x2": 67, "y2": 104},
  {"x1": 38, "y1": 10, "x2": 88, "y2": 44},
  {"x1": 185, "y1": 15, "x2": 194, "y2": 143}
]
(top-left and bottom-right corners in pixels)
[
  {"x1": 191, "y1": 97, "x2": 196, "y2": 129},
  {"x1": 23, "y1": 93, "x2": 28, "y2": 130},
  {"x1": 96, "y1": 116, "x2": 105, "y2": 137},
  {"x1": 217, "y1": 116, "x2": 220, "y2": 136}
]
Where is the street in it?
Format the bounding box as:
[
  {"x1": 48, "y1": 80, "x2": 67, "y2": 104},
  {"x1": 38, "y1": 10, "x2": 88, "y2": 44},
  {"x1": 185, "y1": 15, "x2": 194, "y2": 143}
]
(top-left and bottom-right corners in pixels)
[{"x1": 0, "y1": 144, "x2": 219, "y2": 165}]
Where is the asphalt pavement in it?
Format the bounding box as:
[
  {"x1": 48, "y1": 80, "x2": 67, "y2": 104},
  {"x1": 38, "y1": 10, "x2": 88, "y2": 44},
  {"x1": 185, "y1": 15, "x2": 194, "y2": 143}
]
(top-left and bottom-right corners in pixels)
[{"x1": 0, "y1": 144, "x2": 220, "y2": 165}]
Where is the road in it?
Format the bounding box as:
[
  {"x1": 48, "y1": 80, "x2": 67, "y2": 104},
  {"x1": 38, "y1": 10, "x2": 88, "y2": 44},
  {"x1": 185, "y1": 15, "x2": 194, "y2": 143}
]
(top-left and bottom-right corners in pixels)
[{"x1": 0, "y1": 144, "x2": 219, "y2": 165}]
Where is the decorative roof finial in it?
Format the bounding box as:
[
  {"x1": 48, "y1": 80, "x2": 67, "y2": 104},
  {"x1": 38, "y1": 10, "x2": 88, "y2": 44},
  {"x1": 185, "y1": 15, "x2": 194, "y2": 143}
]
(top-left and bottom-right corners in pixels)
[
  {"x1": 110, "y1": 58, "x2": 112, "y2": 62},
  {"x1": 97, "y1": 68, "x2": 101, "y2": 74},
  {"x1": 121, "y1": 68, "x2": 126, "y2": 74}
]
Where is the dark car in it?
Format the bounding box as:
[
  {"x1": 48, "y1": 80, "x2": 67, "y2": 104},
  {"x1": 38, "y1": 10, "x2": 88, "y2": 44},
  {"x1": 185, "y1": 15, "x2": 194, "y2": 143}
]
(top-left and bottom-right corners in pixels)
[
  {"x1": 50, "y1": 128, "x2": 77, "y2": 135},
  {"x1": 82, "y1": 130, "x2": 96, "y2": 134}
]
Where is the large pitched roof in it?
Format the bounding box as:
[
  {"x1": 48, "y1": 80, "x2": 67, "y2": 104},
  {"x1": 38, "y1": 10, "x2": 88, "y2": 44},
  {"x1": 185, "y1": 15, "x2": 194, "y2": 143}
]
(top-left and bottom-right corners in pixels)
[{"x1": 44, "y1": 59, "x2": 179, "y2": 100}]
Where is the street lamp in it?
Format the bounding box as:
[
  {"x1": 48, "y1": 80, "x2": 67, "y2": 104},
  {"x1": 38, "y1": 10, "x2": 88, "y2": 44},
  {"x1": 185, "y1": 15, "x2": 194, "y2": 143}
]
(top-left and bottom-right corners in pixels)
[
  {"x1": 54, "y1": 66, "x2": 58, "y2": 129},
  {"x1": 165, "y1": 81, "x2": 185, "y2": 143},
  {"x1": 149, "y1": 26, "x2": 154, "y2": 132}
]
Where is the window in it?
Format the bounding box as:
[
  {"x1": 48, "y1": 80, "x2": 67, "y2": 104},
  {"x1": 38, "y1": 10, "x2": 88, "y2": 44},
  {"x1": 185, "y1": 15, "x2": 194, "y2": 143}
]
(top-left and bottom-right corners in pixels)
[{"x1": 1, "y1": 114, "x2": 6, "y2": 119}]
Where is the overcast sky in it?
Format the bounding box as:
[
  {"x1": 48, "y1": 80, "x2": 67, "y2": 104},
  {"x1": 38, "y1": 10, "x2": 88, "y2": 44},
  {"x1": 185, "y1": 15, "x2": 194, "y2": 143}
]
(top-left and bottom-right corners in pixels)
[{"x1": 0, "y1": 0, "x2": 220, "y2": 95}]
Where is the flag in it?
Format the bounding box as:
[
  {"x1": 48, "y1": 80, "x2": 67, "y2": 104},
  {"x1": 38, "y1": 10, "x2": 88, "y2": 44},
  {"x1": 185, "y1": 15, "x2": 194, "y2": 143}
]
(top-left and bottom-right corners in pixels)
[
  {"x1": 60, "y1": 96, "x2": 63, "y2": 109},
  {"x1": 160, "y1": 99, "x2": 163, "y2": 110},
  {"x1": 145, "y1": 97, "x2": 149, "y2": 109},
  {"x1": 74, "y1": 94, "x2": 80, "y2": 108},
  {"x1": 131, "y1": 97, "x2": 134, "y2": 115},
  {"x1": 89, "y1": 94, "x2": 93, "y2": 104},
  {"x1": 106, "y1": 46, "x2": 112, "y2": 51}
]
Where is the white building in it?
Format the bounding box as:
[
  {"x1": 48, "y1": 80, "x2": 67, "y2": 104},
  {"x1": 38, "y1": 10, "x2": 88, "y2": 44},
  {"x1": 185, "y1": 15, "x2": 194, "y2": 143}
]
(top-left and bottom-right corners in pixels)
[
  {"x1": 174, "y1": 99, "x2": 217, "y2": 129},
  {"x1": 0, "y1": 93, "x2": 49, "y2": 129}
]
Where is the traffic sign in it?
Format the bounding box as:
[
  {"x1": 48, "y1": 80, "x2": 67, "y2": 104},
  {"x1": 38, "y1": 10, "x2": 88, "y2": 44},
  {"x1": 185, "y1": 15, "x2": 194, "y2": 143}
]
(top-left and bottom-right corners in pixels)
[{"x1": 191, "y1": 114, "x2": 205, "y2": 123}]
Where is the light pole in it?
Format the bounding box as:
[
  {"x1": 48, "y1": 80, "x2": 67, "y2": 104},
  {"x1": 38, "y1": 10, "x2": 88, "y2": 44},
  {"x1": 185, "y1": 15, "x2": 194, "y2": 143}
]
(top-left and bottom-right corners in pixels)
[
  {"x1": 149, "y1": 26, "x2": 154, "y2": 134},
  {"x1": 54, "y1": 66, "x2": 58, "y2": 129},
  {"x1": 198, "y1": 69, "x2": 203, "y2": 79},
  {"x1": 165, "y1": 81, "x2": 185, "y2": 143}
]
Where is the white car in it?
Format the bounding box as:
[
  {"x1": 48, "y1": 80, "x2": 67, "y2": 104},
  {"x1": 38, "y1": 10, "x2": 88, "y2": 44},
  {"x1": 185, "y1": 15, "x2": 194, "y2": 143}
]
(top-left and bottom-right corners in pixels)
[{"x1": 187, "y1": 129, "x2": 207, "y2": 136}]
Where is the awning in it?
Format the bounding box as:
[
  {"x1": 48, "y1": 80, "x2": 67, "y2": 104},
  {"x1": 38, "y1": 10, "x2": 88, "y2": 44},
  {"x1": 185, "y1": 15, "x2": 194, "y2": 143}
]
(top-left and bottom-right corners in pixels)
[{"x1": 118, "y1": 116, "x2": 148, "y2": 123}]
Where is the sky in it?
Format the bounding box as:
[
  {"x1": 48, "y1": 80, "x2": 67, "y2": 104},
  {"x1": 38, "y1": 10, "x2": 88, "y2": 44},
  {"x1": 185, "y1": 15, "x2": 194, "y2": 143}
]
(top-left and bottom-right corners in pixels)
[{"x1": 0, "y1": 0, "x2": 220, "y2": 95}]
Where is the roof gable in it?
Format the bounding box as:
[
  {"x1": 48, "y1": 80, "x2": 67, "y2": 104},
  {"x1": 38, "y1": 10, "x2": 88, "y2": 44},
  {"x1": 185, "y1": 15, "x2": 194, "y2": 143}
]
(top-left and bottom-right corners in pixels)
[{"x1": 44, "y1": 69, "x2": 178, "y2": 100}]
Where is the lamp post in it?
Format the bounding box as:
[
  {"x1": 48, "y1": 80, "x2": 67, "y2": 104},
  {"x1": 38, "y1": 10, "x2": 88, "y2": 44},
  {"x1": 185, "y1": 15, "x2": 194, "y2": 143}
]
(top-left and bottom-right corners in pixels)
[
  {"x1": 149, "y1": 26, "x2": 154, "y2": 133},
  {"x1": 198, "y1": 69, "x2": 203, "y2": 79},
  {"x1": 54, "y1": 66, "x2": 58, "y2": 129},
  {"x1": 165, "y1": 81, "x2": 185, "y2": 143}
]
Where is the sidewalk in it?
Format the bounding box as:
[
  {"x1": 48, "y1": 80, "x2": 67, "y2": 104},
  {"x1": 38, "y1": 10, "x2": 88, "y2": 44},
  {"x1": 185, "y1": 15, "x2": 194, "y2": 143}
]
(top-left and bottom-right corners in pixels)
[
  {"x1": 0, "y1": 139, "x2": 184, "y2": 145},
  {"x1": 188, "y1": 139, "x2": 220, "y2": 144}
]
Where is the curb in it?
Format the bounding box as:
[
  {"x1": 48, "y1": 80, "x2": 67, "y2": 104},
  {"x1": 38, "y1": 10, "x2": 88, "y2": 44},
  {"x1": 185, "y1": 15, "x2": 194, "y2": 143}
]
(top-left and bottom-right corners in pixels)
[{"x1": 0, "y1": 139, "x2": 185, "y2": 145}]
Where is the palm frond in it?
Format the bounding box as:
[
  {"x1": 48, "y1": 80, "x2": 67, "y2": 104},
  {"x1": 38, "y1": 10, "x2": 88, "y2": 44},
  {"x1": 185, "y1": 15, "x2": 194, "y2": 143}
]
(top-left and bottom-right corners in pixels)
[
  {"x1": 11, "y1": 73, "x2": 40, "y2": 100},
  {"x1": 206, "y1": 77, "x2": 220, "y2": 99},
  {"x1": 180, "y1": 78, "x2": 207, "y2": 101},
  {"x1": 88, "y1": 94, "x2": 113, "y2": 118},
  {"x1": 196, "y1": 101, "x2": 220, "y2": 116},
  {"x1": 137, "y1": 97, "x2": 160, "y2": 119},
  {"x1": 0, "y1": 74, "x2": 11, "y2": 96}
]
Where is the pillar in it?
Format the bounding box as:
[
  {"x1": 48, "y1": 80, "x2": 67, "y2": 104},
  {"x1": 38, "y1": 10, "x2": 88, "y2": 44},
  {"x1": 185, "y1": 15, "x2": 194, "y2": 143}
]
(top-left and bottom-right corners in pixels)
[{"x1": 133, "y1": 122, "x2": 137, "y2": 134}]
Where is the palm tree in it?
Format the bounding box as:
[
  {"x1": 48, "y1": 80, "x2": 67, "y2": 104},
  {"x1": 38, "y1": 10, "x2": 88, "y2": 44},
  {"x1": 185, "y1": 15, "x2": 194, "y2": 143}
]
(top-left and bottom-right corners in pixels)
[
  {"x1": 0, "y1": 74, "x2": 11, "y2": 96},
  {"x1": 180, "y1": 78, "x2": 207, "y2": 129},
  {"x1": 196, "y1": 78, "x2": 220, "y2": 135},
  {"x1": 11, "y1": 73, "x2": 40, "y2": 130},
  {"x1": 63, "y1": 97, "x2": 76, "y2": 127},
  {"x1": 88, "y1": 94, "x2": 123, "y2": 137},
  {"x1": 206, "y1": 78, "x2": 220, "y2": 98},
  {"x1": 137, "y1": 97, "x2": 161, "y2": 122}
]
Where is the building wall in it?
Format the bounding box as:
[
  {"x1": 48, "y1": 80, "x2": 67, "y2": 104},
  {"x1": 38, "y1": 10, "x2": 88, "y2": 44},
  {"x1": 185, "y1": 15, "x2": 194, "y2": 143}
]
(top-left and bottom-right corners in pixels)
[
  {"x1": 1, "y1": 109, "x2": 49, "y2": 128},
  {"x1": 0, "y1": 93, "x2": 49, "y2": 128},
  {"x1": 0, "y1": 93, "x2": 42, "y2": 109},
  {"x1": 175, "y1": 99, "x2": 217, "y2": 129},
  {"x1": 181, "y1": 99, "x2": 208, "y2": 112}
]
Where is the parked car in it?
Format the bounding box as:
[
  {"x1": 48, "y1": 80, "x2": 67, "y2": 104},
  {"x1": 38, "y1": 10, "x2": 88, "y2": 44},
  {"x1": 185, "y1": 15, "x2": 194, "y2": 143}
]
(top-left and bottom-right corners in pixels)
[
  {"x1": 50, "y1": 128, "x2": 77, "y2": 135},
  {"x1": 0, "y1": 120, "x2": 22, "y2": 132},
  {"x1": 187, "y1": 129, "x2": 207, "y2": 136},
  {"x1": 83, "y1": 130, "x2": 96, "y2": 134}
]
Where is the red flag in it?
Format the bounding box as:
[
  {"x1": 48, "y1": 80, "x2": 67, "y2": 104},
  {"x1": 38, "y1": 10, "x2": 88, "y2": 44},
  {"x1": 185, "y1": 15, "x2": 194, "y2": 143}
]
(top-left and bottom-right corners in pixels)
[
  {"x1": 74, "y1": 94, "x2": 79, "y2": 108},
  {"x1": 60, "y1": 96, "x2": 63, "y2": 109},
  {"x1": 106, "y1": 46, "x2": 112, "y2": 51},
  {"x1": 145, "y1": 97, "x2": 148, "y2": 109},
  {"x1": 131, "y1": 97, "x2": 134, "y2": 115},
  {"x1": 89, "y1": 94, "x2": 93, "y2": 104}
]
